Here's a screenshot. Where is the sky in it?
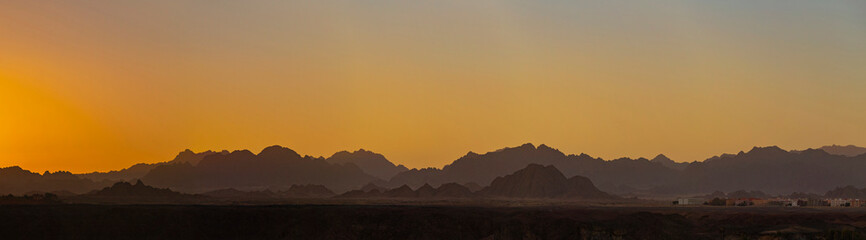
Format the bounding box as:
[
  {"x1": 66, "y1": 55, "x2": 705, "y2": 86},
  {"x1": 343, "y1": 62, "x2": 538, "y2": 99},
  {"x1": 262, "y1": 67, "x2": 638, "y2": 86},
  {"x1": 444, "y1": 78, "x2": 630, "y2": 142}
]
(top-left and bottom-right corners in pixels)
[{"x1": 1, "y1": 0, "x2": 865, "y2": 173}]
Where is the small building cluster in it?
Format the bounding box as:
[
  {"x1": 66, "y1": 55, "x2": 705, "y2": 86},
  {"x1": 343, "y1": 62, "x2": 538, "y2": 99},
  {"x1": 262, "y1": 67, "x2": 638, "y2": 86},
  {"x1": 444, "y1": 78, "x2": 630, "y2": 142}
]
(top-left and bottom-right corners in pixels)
[
  {"x1": 675, "y1": 198, "x2": 705, "y2": 205},
  {"x1": 674, "y1": 197, "x2": 866, "y2": 207}
]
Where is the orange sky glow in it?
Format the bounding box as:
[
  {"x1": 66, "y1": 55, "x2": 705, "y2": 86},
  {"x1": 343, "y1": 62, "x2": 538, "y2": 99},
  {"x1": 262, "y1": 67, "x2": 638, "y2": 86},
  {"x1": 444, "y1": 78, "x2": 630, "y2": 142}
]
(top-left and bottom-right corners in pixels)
[{"x1": 2, "y1": 1, "x2": 865, "y2": 173}]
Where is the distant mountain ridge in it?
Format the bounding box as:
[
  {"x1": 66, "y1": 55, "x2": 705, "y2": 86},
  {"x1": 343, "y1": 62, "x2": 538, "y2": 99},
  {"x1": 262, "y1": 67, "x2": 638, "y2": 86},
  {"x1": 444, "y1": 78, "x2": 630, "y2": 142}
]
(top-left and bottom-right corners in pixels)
[
  {"x1": 141, "y1": 146, "x2": 380, "y2": 193},
  {"x1": 326, "y1": 149, "x2": 408, "y2": 180},
  {"x1": 77, "y1": 149, "x2": 226, "y2": 182},
  {"x1": 825, "y1": 186, "x2": 866, "y2": 199},
  {"x1": 792, "y1": 145, "x2": 866, "y2": 157},
  {"x1": 4, "y1": 146, "x2": 409, "y2": 196},
  {"x1": 389, "y1": 144, "x2": 866, "y2": 195},
  {"x1": 674, "y1": 146, "x2": 866, "y2": 194},
  {"x1": 0, "y1": 166, "x2": 109, "y2": 195},
  {"x1": 5, "y1": 143, "x2": 866, "y2": 197},
  {"x1": 388, "y1": 143, "x2": 680, "y2": 193},
  {"x1": 649, "y1": 154, "x2": 689, "y2": 170},
  {"x1": 171, "y1": 149, "x2": 230, "y2": 165}
]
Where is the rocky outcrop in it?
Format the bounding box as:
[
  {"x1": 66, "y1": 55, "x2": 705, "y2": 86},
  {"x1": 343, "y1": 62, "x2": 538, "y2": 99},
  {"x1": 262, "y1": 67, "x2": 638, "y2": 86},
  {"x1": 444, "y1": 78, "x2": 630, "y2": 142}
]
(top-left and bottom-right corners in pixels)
[{"x1": 481, "y1": 164, "x2": 614, "y2": 199}]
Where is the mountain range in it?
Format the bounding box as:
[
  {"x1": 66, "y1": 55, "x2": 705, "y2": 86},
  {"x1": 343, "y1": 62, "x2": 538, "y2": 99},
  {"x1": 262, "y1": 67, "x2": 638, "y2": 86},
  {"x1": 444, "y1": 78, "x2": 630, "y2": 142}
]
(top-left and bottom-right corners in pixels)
[
  {"x1": 338, "y1": 164, "x2": 614, "y2": 200},
  {"x1": 792, "y1": 145, "x2": 866, "y2": 157},
  {"x1": 0, "y1": 167, "x2": 109, "y2": 195},
  {"x1": 141, "y1": 146, "x2": 379, "y2": 193},
  {"x1": 2, "y1": 143, "x2": 866, "y2": 197},
  {"x1": 387, "y1": 143, "x2": 680, "y2": 193},
  {"x1": 389, "y1": 144, "x2": 866, "y2": 195},
  {"x1": 77, "y1": 149, "x2": 226, "y2": 182}
]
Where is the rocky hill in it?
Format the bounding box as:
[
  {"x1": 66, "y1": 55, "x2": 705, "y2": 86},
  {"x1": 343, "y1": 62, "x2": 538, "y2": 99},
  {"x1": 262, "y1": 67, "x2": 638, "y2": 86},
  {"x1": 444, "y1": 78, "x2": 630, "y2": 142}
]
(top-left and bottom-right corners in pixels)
[
  {"x1": 481, "y1": 164, "x2": 614, "y2": 199},
  {"x1": 70, "y1": 180, "x2": 202, "y2": 204}
]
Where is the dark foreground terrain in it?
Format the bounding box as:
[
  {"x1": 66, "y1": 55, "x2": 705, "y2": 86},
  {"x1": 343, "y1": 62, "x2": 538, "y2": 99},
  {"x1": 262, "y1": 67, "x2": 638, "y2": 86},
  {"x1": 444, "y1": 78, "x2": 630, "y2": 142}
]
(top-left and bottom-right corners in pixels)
[{"x1": 1, "y1": 204, "x2": 866, "y2": 240}]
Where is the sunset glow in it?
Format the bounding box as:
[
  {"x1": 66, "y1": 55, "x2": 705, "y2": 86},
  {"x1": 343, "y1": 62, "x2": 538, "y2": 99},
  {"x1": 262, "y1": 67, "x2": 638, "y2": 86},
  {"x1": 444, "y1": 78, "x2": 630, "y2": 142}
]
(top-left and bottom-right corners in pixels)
[{"x1": 2, "y1": 1, "x2": 865, "y2": 173}]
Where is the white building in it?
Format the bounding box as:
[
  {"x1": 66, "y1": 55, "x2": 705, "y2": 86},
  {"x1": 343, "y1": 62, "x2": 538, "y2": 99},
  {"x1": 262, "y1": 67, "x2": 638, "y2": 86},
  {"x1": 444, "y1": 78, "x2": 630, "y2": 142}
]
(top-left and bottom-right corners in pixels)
[
  {"x1": 828, "y1": 199, "x2": 850, "y2": 207},
  {"x1": 677, "y1": 198, "x2": 705, "y2": 205}
]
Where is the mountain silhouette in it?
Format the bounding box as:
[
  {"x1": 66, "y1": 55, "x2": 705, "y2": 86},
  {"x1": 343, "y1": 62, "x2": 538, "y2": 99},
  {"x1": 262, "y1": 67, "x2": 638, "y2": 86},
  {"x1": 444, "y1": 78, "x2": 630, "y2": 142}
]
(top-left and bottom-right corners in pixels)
[
  {"x1": 6, "y1": 143, "x2": 866, "y2": 198},
  {"x1": 69, "y1": 180, "x2": 202, "y2": 204},
  {"x1": 794, "y1": 145, "x2": 866, "y2": 157},
  {"x1": 326, "y1": 149, "x2": 408, "y2": 180},
  {"x1": 88, "y1": 180, "x2": 185, "y2": 197},
  {"x1": 388, "y1": 167, "x2": 441, "y2": 189},
  {"x1": 384, "y1": 185, "x2": 417, "y2": 198},
  {"x1": 388, "y1": 143, "x2": 679, "y2": 193},
  {"x1": 171, "y1": 149, "x2": 229, "y2": 165},
  {"x1": 78, "y1": 163, "x2": 161, "y2": 182},
  {"x1": 673, "y1": 147, "x2": 866, "y2": 194},
  {"x1": 141, "y1": 145, "x2": 379, "y2": 193},
  {"x1": 388, "y1": 144, "x2": 866, "y2": 195},
  {"x1": 78, "y1": 149, "x2": 225, "y2": 182},
  {"x1": 824, "y1": 185, "x2": 866, "y2": 199},
  {"x1": 415, "y1": 184, "x2": 436, "y2": 198},
  {"x1": 0, "y1": 166, "x2": 109, "y2": 195},
  {"x1": 649, "y1": 154, "x2": 689, "y2": 170},
  {"x1": 480, "y1": 164, "x2": 614, "y2": 199}
]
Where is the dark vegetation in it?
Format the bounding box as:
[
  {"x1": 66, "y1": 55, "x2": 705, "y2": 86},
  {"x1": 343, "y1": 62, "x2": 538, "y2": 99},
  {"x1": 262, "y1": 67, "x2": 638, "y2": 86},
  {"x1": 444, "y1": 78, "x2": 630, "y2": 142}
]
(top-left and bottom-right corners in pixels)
[
  {"x1": 0, "y1": 193, "x2": 61, "y2": 205},
  {"x1": 338, "y1": 182, "x2": 474, "y2": 199},
  {"x1": 202, "y1": 184, "x2": 336, "y2": 200},
  {"x1": 1, "y1": 205, "x2": 865, "y2": 240}
]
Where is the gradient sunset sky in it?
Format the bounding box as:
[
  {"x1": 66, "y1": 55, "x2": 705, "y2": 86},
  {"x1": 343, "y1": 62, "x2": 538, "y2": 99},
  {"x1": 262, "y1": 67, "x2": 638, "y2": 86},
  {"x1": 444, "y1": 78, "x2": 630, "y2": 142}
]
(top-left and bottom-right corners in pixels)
[{"x1": 2, "y1": 1, "x2": 865, "y2": 173}]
